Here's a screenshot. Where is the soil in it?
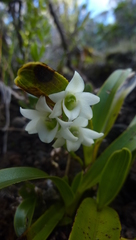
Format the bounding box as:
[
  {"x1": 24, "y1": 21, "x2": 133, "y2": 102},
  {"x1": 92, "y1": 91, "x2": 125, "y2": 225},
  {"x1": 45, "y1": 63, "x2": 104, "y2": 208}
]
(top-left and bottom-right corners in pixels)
[{"x1": 0, "y1": 76, "x2": 136, "y2": 240}]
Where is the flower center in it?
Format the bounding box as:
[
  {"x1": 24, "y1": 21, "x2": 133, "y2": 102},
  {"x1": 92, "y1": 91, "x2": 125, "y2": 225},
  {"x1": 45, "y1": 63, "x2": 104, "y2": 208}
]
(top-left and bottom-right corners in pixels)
[
  {"x1": 65, "y1": 93, "x2": 76, "y2": 111},
  {"x1": 70, "y1": 127, "x2": 79, "y2": 138},
  {"x1": 45, "y1": 117, "x2": 57, "y2": 130}
]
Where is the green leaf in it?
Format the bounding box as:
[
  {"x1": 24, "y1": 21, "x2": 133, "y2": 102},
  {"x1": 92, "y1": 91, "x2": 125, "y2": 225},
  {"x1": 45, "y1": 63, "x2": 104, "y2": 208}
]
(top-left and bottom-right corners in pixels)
[
  {"x1": 93, "y1": 69, "x2": 135, "y2": 135},
  {"x1": 71, "y1": 172, "x2": 83, "y2": 194},
  {"x1": 26, "y1": 203, "x2": 64, "y2": 240},
  {"x1": 129, "y1": 115, "x2": 136, "y2": 127},
  {"x1": 77, "y1": 12, "x2": 90, "y2": 32},
  {"x1": 0, "y1": 167, "x2": 74, "y2": 207},
  {"x1": 83, "y1": 142, "x2": 95, "y2": 167},
  {"x1": 19, "y1": 182, "x2": 36, "y2": 199},
  {"x1": 14, "y1": 62, "x2": 68, "y2": 106},
  {"x1": 14, "y1": 197, "x2": 36, "y2": 237},
  {"x1": 84, "y1": 82, "x2": 93, "y2": 93},
  {"x1": 69, "y1": 198, "x2": 121, "y2": 240},
  {"x1": 59, "y1": 215, "x2": 73, "y2": 226},
  {"x1": 30, "y1": 43, "x2": 39, "y2": 61},
  {"x1": 19, "y1": 95, "x2": 38, "y2": 109},
  {"x1": 84, "y1": 70, "x2": 136, "y2": 165},
  {"x1": 80, "y1": 117, "x2": 136, "y2": 192},
  {"x1": 39, "y1": 45, "x2": 45, "y2": 59},
  {"x1": 97, "y1": 148, "x2": 131, "y2": 210},
  {"x1": 70, "y1": 151, "x2": 84, "y2": 167}
]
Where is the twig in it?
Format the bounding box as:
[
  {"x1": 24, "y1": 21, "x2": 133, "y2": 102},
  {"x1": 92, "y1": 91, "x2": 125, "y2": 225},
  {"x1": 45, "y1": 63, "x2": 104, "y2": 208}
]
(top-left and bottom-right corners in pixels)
[
  {"x1": 8, "y1": 0, "x2": 25, "y2": 60},
  {"x1": 48, "y1": 1, "x2": 74, "y2": 72}
]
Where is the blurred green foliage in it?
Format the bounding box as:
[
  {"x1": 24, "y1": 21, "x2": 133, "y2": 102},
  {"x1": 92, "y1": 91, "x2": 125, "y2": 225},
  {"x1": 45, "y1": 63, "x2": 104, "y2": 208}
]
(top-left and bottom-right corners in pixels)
[
  {"x1": 97, "y1": 0, "x2": 136, "y2": 47},
  {"x1": 1, "y1": 0, "x2": 136, "y2": 85}
]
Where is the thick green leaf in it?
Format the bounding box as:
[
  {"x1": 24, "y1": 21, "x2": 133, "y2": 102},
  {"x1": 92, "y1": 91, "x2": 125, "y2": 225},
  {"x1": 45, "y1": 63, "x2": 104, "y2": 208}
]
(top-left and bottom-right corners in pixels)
[
  {"x1": 129, "y1": 115, "x2": 136, "y2": 127},
  {"x1": 26, "y1": 203, "x2": 64, "y2": 240},
  {"x1": 103, "y1": 72, "x2": 136, "y2": 136},
  {"x1": 14, "y1": 197, "x2": 36, "y2": 237},
  {"x1": 83, "y1": 70, "x2": 136, "y2": 165},
  {"x1": 80, "y1": 117, "x2": 136, "y2": 192},
  {"x1": 93, "y1": 69, "x2": 134, "y2": 135},
  {"x1": 69, "y1": 198, "x2": 121, "y2": 240},
  {"x1": 0, "y1": 167, "x2": 47, "y2": 187},
  {"x1": 97, "y1": 148, "x2": 131, "y2": 210},
  {"x1": 14, "y1": 62, "x2": 68, "y2": 106},
  {"x1": 0, "y1": 167, "x2": 74, "y2": 207}
]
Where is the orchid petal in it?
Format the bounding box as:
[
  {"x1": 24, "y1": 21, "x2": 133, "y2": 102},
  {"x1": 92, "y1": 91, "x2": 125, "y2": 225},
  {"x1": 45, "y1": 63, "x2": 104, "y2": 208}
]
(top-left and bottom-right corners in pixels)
[
  {"x1": 72, "y1": 117, "x2": 88, "y2": 127},
  {"x1": 63, "y1": 100, "x2": 80, "y2": 120},
  {"x1": 36, "y1": 96, "x2": 52, "y2": 113},
  {"x1": 66, "y1": 71, "x2": 84, "y2": 93},
  {"x1": 79, "y1": 101, "x2": 93, "y2": 119},
  {"x1": 20, "y1": 108, "x2": 39, "y2": 119},
  {"x1": 53, "y1": 138, "x2": 65, "y2": 148},
  {"x1": 49, "y1": 99, "x2": 62, "y2": 118},
  {"x1": 49, "y1": 91, "x2": 65, "y2": 103},
  {"x1": 37, "y1": 121, "x2": 58, "y2": 143},
  {"x1": 57, "y1": 118, "x2": 72, "y2": 128},
  {"x1": 82, "y1": 137, "x2": 94, "y2": 146},
  {"x1": 25, "y1": 119, "x2": 39, "y2": 134},
  {"x1": 66, "y1": 140, "x2": 81, "y2": 152},
  {"x1": 81, "y1": 128, "x2": 104, "y2": 139},
  {"x1": 60, "y1": 128, "x2": 78, "y2": 141},
  {"x1": 76, "y1": 92, "x2": 100, "y2": 105},
  {"x1": 48, "y1": 124, "x2": 59, "y2": 142}
]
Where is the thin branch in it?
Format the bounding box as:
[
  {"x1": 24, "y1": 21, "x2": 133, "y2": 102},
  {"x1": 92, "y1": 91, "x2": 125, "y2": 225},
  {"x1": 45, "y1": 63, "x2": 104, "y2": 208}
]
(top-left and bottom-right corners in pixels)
[
  {"x1": 48, "y1": 1, "x2": 74, "y2": 72},
  {"x1": 9, "y1": 0, "x2": 25, "y2": 60}
]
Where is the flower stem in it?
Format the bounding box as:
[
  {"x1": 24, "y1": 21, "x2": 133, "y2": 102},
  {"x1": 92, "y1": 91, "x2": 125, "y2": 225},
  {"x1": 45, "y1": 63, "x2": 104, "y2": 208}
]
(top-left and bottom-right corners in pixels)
[
  {"x1": 65, "y1": 153, "x2": 71, "y2": 176},
  {"x1": 70, "y1": 152, "x2": 84, "y2": 168}
]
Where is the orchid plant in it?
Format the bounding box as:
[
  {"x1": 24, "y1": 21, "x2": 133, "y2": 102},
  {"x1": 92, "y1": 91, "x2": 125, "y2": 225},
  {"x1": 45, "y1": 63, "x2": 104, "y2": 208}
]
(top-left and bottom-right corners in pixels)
[
  {"x1": 0, "y1": 62, "x2": 136, "y2": 240},
  {"x1": 20, "y1": 71, "x2": 103, "y2": 152}
]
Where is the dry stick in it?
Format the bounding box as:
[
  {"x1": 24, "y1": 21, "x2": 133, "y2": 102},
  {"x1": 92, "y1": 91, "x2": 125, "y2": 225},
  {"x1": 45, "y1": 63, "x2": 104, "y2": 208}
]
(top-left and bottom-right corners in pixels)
[
  {"x1": 9, "y1": 0, "x2": 25, "y2": 60},
  {"x1": 48, "y1": 1, "x2": 74, "y2": 72}
]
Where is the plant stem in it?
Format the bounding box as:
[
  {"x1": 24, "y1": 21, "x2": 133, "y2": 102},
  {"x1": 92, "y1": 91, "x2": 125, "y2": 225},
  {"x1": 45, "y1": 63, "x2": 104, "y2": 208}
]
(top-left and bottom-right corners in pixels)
[{"x1": 65, "y1": 153, "x2": 71, "y2": 176}]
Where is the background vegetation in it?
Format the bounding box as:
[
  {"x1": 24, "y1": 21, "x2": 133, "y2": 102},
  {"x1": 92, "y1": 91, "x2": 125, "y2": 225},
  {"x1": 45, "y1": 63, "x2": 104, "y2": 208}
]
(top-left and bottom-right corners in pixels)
[{"x1": 1, "y1": 0, "x2": 136, "y2": 86}]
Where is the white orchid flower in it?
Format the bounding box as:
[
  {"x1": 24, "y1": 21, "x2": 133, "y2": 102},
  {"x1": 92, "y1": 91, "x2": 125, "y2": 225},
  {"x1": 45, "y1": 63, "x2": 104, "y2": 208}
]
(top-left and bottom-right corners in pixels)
[
  {"x1": 53, "y1": 117, "x2": 103, "y2": 152},
  {"x1": 20, "y1": 96, "x2": 59, "y2": 143},
  {"x1": 49, "y1": 71, "x2": 100, "y2": 121}
]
